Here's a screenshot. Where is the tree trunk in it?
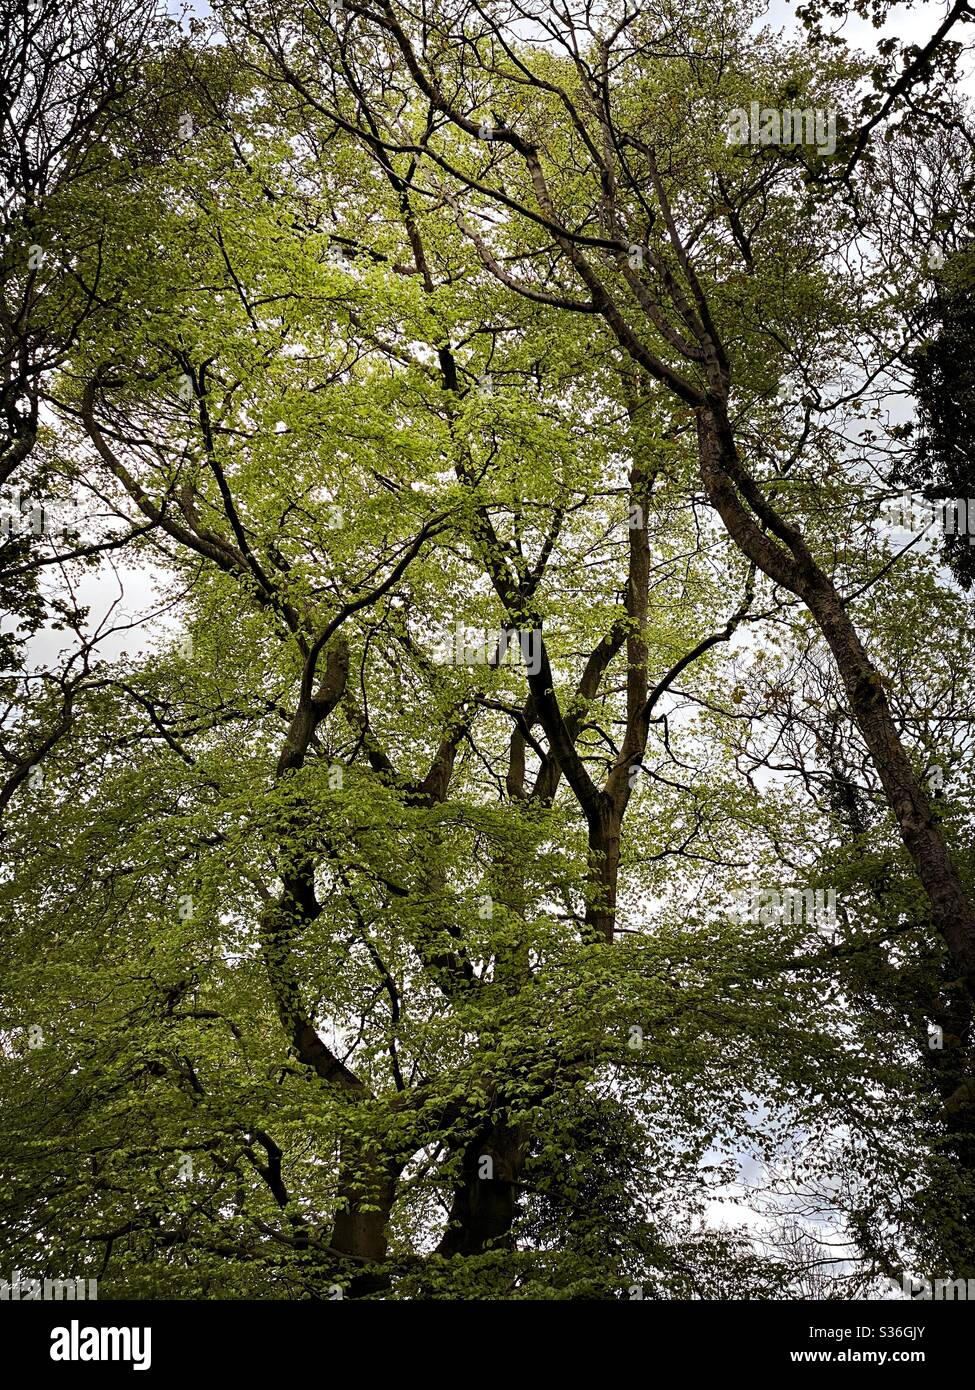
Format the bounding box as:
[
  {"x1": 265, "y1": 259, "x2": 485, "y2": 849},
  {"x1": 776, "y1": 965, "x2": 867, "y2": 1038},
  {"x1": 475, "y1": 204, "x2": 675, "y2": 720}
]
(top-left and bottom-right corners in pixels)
[
  {"x1": 437, "y1": 1119, "x2": 528, "y2": 1258},
  {"x1": 698, "y1": 405, "x2": 975, "y2": 997},
  {"x1": 586, "y1": 799, "x2": 622, "y2": 945},
  {"x1": 330, "y1": 1151, "x2": 400, "y2": 1296}
]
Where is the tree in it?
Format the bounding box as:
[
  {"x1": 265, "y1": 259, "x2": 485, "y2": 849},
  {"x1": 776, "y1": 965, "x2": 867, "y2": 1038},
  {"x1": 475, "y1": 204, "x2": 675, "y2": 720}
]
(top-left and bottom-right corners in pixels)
[
  {"x1": 906, "y1": 247, "x2": 975, "y2": 591},
  {"x1": 1, "y1": 0, "x2": 972, "y2": 1297},
  {"x1": 220, "y1": 0, "x2": 975, "y2": 999}
]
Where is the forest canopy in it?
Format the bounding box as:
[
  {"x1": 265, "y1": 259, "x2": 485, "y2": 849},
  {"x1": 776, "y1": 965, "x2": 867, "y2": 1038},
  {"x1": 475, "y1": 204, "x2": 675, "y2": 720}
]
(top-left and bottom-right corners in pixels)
[{"x1": 1, "y1": 0, "x2": 974, "y2": 1300}]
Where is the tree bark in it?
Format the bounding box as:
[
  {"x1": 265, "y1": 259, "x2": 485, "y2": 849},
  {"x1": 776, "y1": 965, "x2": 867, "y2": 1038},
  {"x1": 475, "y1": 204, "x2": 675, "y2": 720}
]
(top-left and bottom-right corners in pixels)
[
  {"x1": 697, "y1": 405, "x2": 975, "y2": 997},
  {"x1": 585, "y1": 798, "x2": 622, "y2": 945},
  {"x1": 437, "y1": 1118, "x2": 529, "y2": 1258}
]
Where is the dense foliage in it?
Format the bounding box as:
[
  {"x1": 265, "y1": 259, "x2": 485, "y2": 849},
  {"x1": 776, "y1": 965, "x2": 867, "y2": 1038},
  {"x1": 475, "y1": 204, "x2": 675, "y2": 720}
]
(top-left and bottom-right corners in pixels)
[{"x1": 1, "y1": 0, "x2": 974, "y2": 1298}]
